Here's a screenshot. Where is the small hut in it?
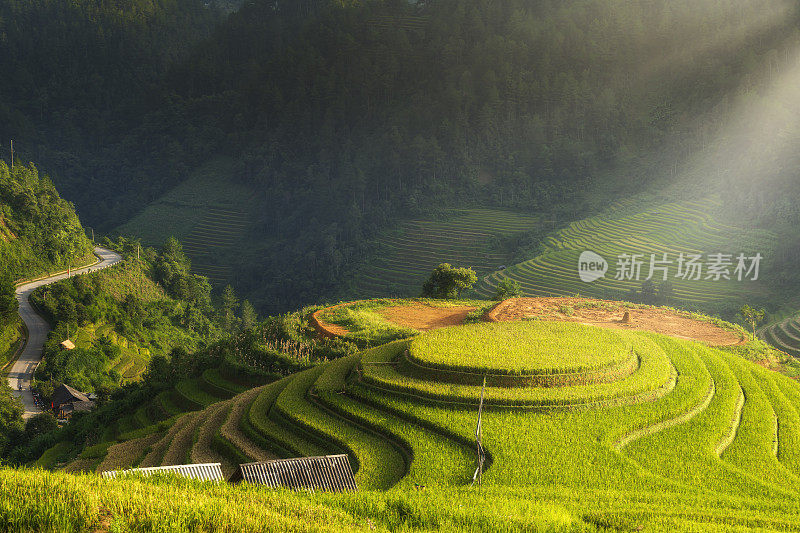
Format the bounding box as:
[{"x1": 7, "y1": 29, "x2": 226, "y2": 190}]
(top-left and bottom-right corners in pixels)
[
  {"x1": 59, "y1": 339, "x2": 76, "y2": 350},
  {"x1": 51, "y1": 383, "x2": 94, "y2": 418}
]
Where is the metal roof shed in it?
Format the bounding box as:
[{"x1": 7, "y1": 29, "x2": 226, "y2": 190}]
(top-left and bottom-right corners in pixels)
[
  {"x1": 101, "y1": 463, "x2": 225, "y2": 482},
  {"x1": 239, "y1": 454, "x2": 357, "y2": 492},
  {"x1": 60, "y1": 339, "x2": 76, "y2": 350},
  {"x1": 51, "y1": 383, "x2": 90, "y2": 407}
]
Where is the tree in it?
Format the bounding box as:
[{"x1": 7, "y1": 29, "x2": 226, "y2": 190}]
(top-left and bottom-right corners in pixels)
[
  {"x1": 24, "y1": 412, "x2": 58, "y2": 442},
  {"x1": 421, "y1": 263, "x2": 477, "y2": 299},
  {"x1": 241, "y1": 300, "x2": 258, "y2": 330},
  {"x1": 739, "y1": 305, "x2": 766, "y2": 341},
  {"x1": 640, "y1": 279, "x2": 657, "y2": 302},
  {"x1": 0, "y1": 381, "x2": 24, "y2": 455},
  {"x1": 494, "y1": 277, "x2": 522, "y2": 300},
  {"x1": 220, "y1": 285, "x2": 239, "y2": 331},
  {"x1": 657, "y1": 280, "x2": 674, "y2": 303},
  {"x1": 0, "y1": 274, "x2": 18, "y2": 324}
]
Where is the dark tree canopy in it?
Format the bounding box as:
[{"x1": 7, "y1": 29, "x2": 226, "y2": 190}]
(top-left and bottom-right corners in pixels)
[{"x1": 421, "y1": 263, "x2": 477, "y2": 300}]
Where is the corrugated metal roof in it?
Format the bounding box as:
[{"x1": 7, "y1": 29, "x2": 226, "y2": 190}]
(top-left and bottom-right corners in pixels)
[
  {"x1": 239, "y1": 454, "x2": 357, "y2": 492},
  {"x1": 61, "y1": 400, "x2": 94, "y2": 413},
  {"x1": 101, "y1": 463, "x2": 224, "y2": 482},
  {"x1": 52, "y1": 383, "x2": 89, "y2": 407}
]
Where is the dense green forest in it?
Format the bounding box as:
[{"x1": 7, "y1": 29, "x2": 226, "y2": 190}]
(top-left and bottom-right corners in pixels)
[
  {"x1": 0, "y1": 162, "x2": 93, "y2": 281},
  {"x1": 3, "y1": 0, "x2": 800, "y2": 313},
  {"x1": 0, "y1": 161, "x2": 94, "y2": 372},
  {"x1": 29, "y1": 237, "x2": 226, "y2": 395}
]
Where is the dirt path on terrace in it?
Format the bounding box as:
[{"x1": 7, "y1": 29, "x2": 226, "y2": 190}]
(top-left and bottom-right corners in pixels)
[
  {"x1": 378, "y1": 304, "x2": 477, "y2": 331},
  {"x1": 488, "y1": 297, "x2": 744, "y2": 346}
]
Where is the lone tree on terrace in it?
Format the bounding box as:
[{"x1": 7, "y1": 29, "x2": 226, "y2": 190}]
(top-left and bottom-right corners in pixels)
[
  {"x1": 422, "y1": 263, "x2": 477, "y2": 299},
  {"x1": 739, "y1": 304, "x2": 766, "y2": 341},
  {"x1": 494, "y1": 277, "x2": 522, "y2": 300}
]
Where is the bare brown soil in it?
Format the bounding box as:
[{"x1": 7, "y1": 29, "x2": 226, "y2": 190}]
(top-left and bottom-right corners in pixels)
[
  {"x1": 310, "y1": 304, "x2": 350, "y2": 338},
  {"x1": 487, "y1": 297, "x2": 744, "y2": 347},
  {"x1": 378, "y1": 304, "x2": 478, "y2": 331}
]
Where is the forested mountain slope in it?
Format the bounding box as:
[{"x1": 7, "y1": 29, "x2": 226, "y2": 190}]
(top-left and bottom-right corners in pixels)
[
  {"x1": 0, "y1": 162, "x2": 93, "y2": 282},
  {"x1": 3, "y1": 0, "x2": 799, "y2": 313}
]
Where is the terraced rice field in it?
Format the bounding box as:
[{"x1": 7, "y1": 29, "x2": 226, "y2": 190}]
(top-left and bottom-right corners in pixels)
[
  {"x1": 353, "y1": 209, "x2": 539, "y2": 297},
  {"x1": 58, "y1": 367, "x2": 270, "y2": 475},
  {"x1": 114, "y1": 159, "x2": 255, "y2": 285},
  {"x1": 89, "y1": 317, "x2": 800, "y2": 509},
  {"x1": 761, "y1": 315, "x2": 800, "y2": 357},
  {"x1": 181, "y1": 207, "x2": 248, "y2": 283},
  {"x1": 50, "y1": 302, "x2": 800, "y2": 528},
  {"x1": 74, "y1": 323, "x2": 150, "y2": 382},
  {"x1": 474, "y1": 197, "x2": 777, "y2": 311}
]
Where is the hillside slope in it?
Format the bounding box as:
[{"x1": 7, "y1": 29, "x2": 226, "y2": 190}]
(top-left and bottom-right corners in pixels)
[
  {"x1": 0, "y1": 161, "x2": 95, "y2": 375},
  {"x1": 4, "y1": 0, "x2": 798, "y2": 315},
  {"x1": 348, "y1": 209, "x2": 540, "y2": 298},
  {"x1": 474, "y1": 196, "x2": 776, "y2": 315},
  {"x1": 0, "y1": 162, "x2": 94, "y2": 282},
  {"x1": 53, "y1": 303, "x2": 800, "y2": 530}
]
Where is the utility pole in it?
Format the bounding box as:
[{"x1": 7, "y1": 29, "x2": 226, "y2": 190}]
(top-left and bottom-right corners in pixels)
[
  {"x1": 10, "y1": 140, "x2": 13, "y2": 168},
  {"x1": 473, "y1": 376, "x2": 486, "y2": 486}
]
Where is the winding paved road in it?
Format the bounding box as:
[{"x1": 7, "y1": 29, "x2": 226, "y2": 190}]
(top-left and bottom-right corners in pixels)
[{"x1": 7, "y1": 247, "x2": 122, "y2": 418}]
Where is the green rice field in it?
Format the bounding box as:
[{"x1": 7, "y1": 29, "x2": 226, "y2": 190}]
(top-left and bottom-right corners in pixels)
[
  {"x1": 26, "y1": 299, "x2": 800, "y2": 530},
  {"x1": 351, "y1": 209, "x2": 540, "y2": 297},
  {"x1": 474, "y1": 197, "x2": 777, "y2": 313},
  {"x1": 408, "y1": 321, "x2": 631, "y2": 375}
]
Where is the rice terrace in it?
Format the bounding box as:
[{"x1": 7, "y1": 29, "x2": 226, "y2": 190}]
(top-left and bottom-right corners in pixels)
[
  {"x1": 8, "y1": 296, "x2": 800, "y2": 530},
  {"x1": 6, "y1": 0, "x2": 800, "y2": 531}
]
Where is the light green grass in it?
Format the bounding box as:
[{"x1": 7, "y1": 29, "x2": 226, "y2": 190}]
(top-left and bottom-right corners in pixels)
[
  {"x1": 361, "y1": 336, "x2": 673, "y2": 407},
  {"x1": 32, "y1": 305, "x2": 800, "y2": 530},
  {"x1": 474, "y1": 197, "x2": 777, "y2": 313},
  {"x1": 245, "y1": 376, "x2": 328, "y2": 459},
  {"x1": 0, "y1": 468, "x2": 603, "y2": 532},
  {"x1": 272, "y1": 366, "x2": 406, "y2": 490},
  {"x1": 409, "y1": 321, "x2": 630, "y2": 375}
]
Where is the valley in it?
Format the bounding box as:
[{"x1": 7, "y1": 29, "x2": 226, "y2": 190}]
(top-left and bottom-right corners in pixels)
[{"x1": 3, "y1": 0, "x2": 800, "y2": 530}]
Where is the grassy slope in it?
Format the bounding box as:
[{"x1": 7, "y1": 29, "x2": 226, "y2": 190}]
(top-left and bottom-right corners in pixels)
[
  {"x1": 0, "y1": 317, "x2": 22, "y2": 370},
  {"x1": 0, "y1": 468, "x2": 595, "y2": 532},
  {"x1": 35, "y1": 261, "x2": 195, "y2": 383},
  {"x1": 349, "y1": 209, "x2": 541, "y2": 298},
  {"x1": 115, "y1": 158, "x2": 257, "y2": 283},
  {"x1": 315, "y1": 298, "x2": 494, "y2": 345},
  {"x1": 26, "y1": 301, "x2": 800, "y2": 530},
  {"x1": 409, "y1": 321, "x2": 631, "y2": 374},
  {"x1": 161, "y1": 318, "x2": 800, "y2": 528},
  {"x1": 474, "y1": 196, "x2": 777, "y2": 314}
]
